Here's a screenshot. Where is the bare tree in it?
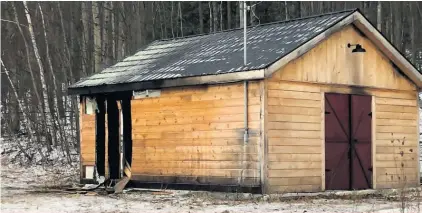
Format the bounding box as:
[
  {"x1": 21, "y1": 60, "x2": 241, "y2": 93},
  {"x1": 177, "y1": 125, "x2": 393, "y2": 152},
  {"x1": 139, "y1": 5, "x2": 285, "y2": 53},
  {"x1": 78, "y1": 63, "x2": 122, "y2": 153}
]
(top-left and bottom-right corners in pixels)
[
  {"x1": 239, "y1": 1, "x2": 244, "y2": 28},
  {"x1": 209, "y1": 2, "x2": 212, "y2": 32},
  {"x1": 227, "y1": 1, "x2": 231, "y2": 29},
  {"x1": 92, "y1": 2, "x2": 101, "y2": 72},
  {"x1": 377, "y1": 1, "x2": 382, "y2": 31},
  {"x1": 81, "y1": 2, "x2": 90, "y2": 76},
  {"x1": 199, "y1": 2, "x2": 204, "y2": 34},
  {"x1": 23, "y1": 1, "x2": 56, "y2": 149},
  {"x1": 213, "y1": 1, "x2": 218, "y2": 32},
  {"x1": 179, "y1": 2, "x2": 183, "y2": 36}
]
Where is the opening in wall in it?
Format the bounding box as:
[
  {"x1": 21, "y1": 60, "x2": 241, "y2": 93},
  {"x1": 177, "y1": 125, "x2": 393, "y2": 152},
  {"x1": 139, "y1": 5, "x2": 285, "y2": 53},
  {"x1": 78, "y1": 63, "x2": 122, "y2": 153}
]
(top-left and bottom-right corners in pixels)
[
  {"x1": 83, "y1": 165, "x2": 95, "y2": 179},
  {"x1": 85, "y1": 97, "x2": 96, "y2": 115}
]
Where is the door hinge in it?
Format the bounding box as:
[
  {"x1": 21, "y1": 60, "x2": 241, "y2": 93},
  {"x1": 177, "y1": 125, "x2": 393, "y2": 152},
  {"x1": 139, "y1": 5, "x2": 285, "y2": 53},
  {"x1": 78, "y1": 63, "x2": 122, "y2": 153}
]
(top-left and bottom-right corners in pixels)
[
  {"x1": 368, "y1": 112, "x2": 372, "y2": 117},
  {"x1": 325, "y1": 111, "x2": 331, "y2": 115}
]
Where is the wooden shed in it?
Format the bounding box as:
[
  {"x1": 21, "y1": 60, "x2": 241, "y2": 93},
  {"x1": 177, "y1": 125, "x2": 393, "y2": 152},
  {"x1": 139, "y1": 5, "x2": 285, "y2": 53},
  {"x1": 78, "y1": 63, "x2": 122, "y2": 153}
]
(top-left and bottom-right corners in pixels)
[{"x1": 69, "y1": 9, "x2": 421, "y2": 193}]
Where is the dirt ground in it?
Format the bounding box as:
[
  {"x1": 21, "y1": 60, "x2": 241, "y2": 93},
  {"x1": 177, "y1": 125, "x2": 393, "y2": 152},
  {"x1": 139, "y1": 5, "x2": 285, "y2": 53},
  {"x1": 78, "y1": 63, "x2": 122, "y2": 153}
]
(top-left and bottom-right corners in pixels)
[{"x1": 1, "y1": 165, "x2": 421, "y2": 213}]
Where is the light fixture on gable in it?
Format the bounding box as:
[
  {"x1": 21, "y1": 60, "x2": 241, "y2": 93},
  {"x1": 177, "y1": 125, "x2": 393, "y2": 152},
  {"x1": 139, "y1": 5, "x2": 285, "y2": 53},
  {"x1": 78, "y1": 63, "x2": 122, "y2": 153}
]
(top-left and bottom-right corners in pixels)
[{"x1": 347, "y1": 43, "x2": 366, "y2": 53}]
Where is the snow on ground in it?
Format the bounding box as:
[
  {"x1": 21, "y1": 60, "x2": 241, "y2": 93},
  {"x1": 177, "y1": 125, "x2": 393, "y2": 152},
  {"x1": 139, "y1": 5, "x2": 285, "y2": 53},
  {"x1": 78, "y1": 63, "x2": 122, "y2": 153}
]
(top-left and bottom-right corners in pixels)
[{"x1": 1, "y1": 136, "x2": 422, "y2": 213}]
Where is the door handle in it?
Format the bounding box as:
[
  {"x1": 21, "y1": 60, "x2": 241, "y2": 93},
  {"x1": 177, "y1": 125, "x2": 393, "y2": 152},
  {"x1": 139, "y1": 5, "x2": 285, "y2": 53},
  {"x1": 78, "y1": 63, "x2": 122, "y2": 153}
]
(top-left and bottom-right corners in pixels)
[{"x1": 325, "y1": 169, "x2": 331, "y2": 172}]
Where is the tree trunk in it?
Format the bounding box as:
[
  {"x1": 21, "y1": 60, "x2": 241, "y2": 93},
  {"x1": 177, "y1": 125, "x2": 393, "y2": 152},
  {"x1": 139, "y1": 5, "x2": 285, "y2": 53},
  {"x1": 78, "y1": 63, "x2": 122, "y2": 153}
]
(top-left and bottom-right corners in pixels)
[
  {"x1": 199, "y1": 2, "x2": 204, "y2": 34},
  {"x1": 118, "y1": 2, "x2": 125, "y2": 59},
  {"x1": 81, "y1": 2, "x2": 90, "y2": 76},
  {"x1": 411, "y1": 2, "x2": 416, "y2": 63},
  {"x1": 168, "y1": 2, "x2": 173, "y2": 38},
  {"x1": 11, "y1": 2, "x2": 43, "y2": 117},
  {"x1": 239, "y1": 1, "x2": 244, "y2": 28},
  {"x1": 209, "y1": 2, "x2": 213, "y2": 32},
  {"x1": 377, "y1": 1, "x2": 382, "y2": 31},
  {"x1": 179, "y1": 2, "x2": 183, "y2": 37},
  {"x1": 394, "y1": 2, "x2": 402, "y2": 51},
  {"x1": 23, "y1": 1, "x2": 57, "y2": 151},
  {"x1": 213, "y1": 1, "x2": 218, "y2": 32},
  {"x1": 111, "y1": 1, "x2": 116, "y2": 62},
  {"x1": 310, "y1": 2, "x2": 314, "y2": 14},
  {"x1": 250, "y1": 2, "x2": 256, "y2": 26},
  {"x1": 103, "y1": 1, "x2": 112, "y2": 66},
  {"x1": 227, "y1": 1, "x2": 231, "y2": 29},
  {"x1": 220, "y1": 1, "x2": 223, "y2": 31},
  {"x1": 38, "y1": 3, "x2": 69, "y2": 159},
  {"x1": 92, "y1": 2, "x2": 102, "y2": 73}
]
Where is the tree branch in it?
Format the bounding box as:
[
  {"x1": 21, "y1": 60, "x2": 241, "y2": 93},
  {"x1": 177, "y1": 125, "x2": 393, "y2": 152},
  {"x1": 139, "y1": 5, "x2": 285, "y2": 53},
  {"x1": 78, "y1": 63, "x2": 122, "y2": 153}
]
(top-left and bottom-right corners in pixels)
[{"x1": 1, "y1": 18, "x2": 28, "y2": 28}]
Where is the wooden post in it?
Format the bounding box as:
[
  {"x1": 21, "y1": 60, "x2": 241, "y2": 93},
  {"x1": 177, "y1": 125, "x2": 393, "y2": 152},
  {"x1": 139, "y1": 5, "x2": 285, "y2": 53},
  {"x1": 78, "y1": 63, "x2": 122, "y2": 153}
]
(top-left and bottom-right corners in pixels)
[
  {"x1": 371, "y1": 96, "x2": 377, "y2": 189},
  {"x1": 321, "y1": 92, "x2": 326, "y2": 191},
  {"x1": 259, "y1": 80, "x2": 268, "y2": 194}
]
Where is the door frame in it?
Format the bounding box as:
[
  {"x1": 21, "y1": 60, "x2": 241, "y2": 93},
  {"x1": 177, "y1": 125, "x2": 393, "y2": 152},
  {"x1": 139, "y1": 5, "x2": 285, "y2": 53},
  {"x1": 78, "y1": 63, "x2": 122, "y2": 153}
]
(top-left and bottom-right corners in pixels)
[{"x1": 321, "y1": 91, "x2": 376, "y2": 191}]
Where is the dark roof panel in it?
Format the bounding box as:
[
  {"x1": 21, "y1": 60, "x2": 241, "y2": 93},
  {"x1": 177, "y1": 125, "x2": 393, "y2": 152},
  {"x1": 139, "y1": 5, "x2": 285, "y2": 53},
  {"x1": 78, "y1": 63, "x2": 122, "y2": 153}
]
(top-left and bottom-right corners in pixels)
[{"x1": 70, "y1": 10, "x2": 355, "y2": 89}]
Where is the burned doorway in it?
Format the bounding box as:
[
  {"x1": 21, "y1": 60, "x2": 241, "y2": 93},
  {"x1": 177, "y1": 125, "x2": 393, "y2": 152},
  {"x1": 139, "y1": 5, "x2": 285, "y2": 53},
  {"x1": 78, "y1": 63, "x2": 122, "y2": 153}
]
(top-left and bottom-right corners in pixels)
[
  {"x1": 95, "y1": 94, "x2": 132, "y2": 181},
  {"x1": 324, "y1": 93, "x2": 372, "y2": 190}
]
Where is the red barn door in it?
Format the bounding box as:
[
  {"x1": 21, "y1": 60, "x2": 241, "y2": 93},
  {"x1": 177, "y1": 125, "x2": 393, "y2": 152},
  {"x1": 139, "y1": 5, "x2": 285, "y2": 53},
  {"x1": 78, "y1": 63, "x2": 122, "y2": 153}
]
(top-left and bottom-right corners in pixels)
[{"x1": 325, "y1": 93, "x2": 372, "y2": 190}]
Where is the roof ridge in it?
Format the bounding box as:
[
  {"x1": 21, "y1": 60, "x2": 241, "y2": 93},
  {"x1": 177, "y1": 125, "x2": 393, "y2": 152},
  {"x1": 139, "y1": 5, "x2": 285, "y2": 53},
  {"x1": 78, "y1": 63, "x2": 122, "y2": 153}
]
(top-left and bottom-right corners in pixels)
[{"x1": 156, "y1": 8, "x2": 358, "y2": 42}]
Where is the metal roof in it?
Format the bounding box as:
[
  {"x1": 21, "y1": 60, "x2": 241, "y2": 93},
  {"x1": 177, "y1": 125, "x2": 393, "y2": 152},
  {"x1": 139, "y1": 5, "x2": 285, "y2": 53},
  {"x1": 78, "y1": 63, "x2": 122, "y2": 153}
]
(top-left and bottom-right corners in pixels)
[{"x1": 69, "y1": 10, "x2": 355, "y2": 92}]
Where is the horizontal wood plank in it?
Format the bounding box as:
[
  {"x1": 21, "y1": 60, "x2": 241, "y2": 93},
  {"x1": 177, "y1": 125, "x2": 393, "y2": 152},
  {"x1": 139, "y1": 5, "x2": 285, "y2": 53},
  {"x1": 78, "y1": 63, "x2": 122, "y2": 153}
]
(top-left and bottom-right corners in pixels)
[
  {"x1": 132, "y1": 138, "x2": 260, "y2": 147},
  {"x1": 268, "y1": 138, "x2": 320, "y2": 146},
  {"x1": 132, "y1": 153, "x2": 259, "y2": 161},
  {"x1": 375, "y1": 97, "x2": 416, "y2": 106},
  {"x1": 376, "y1": 105, "x2": 417, "y2": 113},
  {"x1": 268, "y1": 114, "x2": 320, "y2": 123},
  {"x1": 268, "y1": 98, "x2": 320, "y2": 108},
  {"x1": 268, "y1": 154, "x2": 322, "y2": 162},
  {"x1": 268, "y1": 177, "x2": 321, "y2": 186},
  {"x1": 269, "y1": 146, "x2": 321, "y2": 154},
  {"x1": 268, "y1": 90, "x2": 321, "y2": 100},
  {"x1": 375, "y1": 153, "x2": 417, "y2": 161},
  {"x1": 268, "y1": 162, "x2": 321, "y2": 169},
  {"x1": 268, "y1": 122, "x2": 320, "y2": 131},
  {"x1": 376, "y1": 146, "x2": 417, "y2": 154},
  {"x1": 376, "y1": 112, "x2": 416, "y2": 120},
  {"x1": 268, "y1": 130, "x2": 320, "y2": 139},
  {"x1": 131, "y1": 161, "x2": 259, "y2": 170},
  {"x1": 375, "y1": 160, "x2": 418, "y2": 168},
  {"x1": 267, "y1": 106, "x2": 321, "y2": 115},
  {"x1": 131, "y1": 168, "x2": 259, "y2": 178},
  {"x1": 376, "y1": 125, "x2": 417, "y2": 134},
  {"x1": 377, "y1": 119, "x2": 417, "y2": 126},
  {"x1": 268, "y1": 169, "x2": 321, "y2": 178}
]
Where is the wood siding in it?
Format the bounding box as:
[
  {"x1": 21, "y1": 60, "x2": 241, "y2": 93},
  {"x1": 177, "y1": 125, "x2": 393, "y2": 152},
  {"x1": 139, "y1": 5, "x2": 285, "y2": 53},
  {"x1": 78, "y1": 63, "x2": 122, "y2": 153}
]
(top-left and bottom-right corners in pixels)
[
  {"x1": 80, "y1": 113, "x2": 95, "y2": 166},
  {"x1": 266, "y1": 81, "x2": 323, "y2": 193},
  {"x1": 266, "y1": 25, "x2": 418, "y2": 193},
  {"x1": 271, "y1": 26, "x2": 416, "y2": 91},
  {"x1": 80, "y1": 102, "x2": 109, "y2": 177},
  {"x1": 130, "y1": 82, "x2": 262, "y2": 186}
]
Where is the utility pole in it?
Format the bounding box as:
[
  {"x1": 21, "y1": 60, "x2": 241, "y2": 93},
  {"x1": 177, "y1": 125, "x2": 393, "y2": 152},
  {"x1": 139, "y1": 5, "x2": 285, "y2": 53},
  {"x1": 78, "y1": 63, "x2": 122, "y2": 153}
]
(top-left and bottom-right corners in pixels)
[{"x1": 243, "y1": 1, "x2": 247, "y2": 66}]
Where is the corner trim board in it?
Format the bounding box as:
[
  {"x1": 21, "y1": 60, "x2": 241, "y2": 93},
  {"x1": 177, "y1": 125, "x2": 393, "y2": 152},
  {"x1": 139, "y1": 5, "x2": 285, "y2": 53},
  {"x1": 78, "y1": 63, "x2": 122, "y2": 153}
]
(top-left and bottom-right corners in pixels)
[
  {"x1": 321, "y1": 92, "x2": 326, "y2": 191},
  {"x1": 371, "y1": 96, "x2": 377, "y2": 189}
]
